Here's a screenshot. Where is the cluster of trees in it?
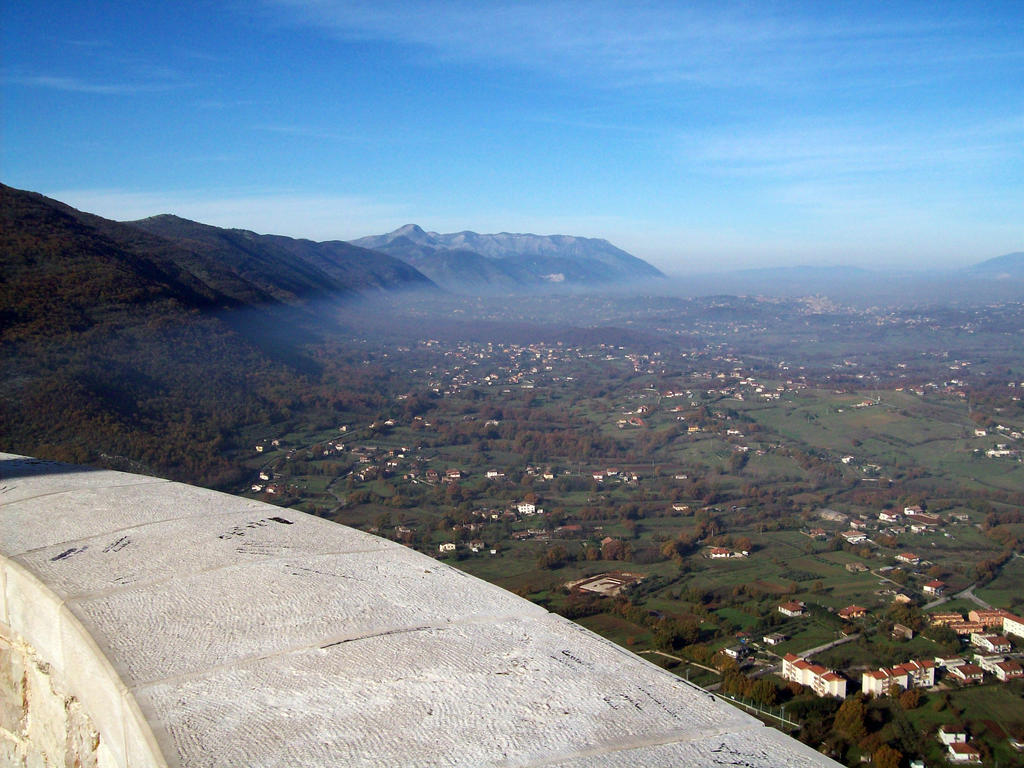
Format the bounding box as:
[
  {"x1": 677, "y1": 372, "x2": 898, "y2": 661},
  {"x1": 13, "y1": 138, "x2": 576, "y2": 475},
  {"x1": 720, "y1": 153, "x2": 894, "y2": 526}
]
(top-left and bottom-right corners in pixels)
[
  {"x1": 537, "y1": 537, "x2": 636, "y2": 570},
  {"x1": 974, "y1": 548, "x2": 1015, "y2": 585},
  {"x1": 718, "y1": 668, "x2": 778, "y2": 707}
]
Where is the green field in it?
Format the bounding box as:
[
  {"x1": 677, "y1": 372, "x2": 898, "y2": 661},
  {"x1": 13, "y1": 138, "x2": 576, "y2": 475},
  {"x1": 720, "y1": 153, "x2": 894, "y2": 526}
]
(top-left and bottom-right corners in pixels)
[{"x1": 975, "y1": 555, "x2": 1024, "y2": 608}]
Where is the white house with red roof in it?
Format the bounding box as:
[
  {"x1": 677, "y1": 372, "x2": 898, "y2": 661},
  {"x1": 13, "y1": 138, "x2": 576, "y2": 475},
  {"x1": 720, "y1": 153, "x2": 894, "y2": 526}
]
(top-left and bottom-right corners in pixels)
[
  {"x1": 862, "y1": 668, "x2": 907, "y2": 697},
  {"x1": 949, "y1": 663, "x2": 984, "y2": 684},
  {"x1": 904, "y1": 659, "x2": 935, "y2": 685},
  {"x1": 777, "y1": 601, "x2": 806, "y2": 618},
  {"x1": 782, "y1": 654, "x2": 847, "y2": 698},
  {"x1": 923, "y1": 580, "x2": 946, "y2": 596},
  {"x1": 862, "y1": 659, "x2": 934, "y2": 695},
  {"x1": 970, "y1": 633, "x2": 1011, "y2": 653},
  {"x1": 947, "y1": 742, "x2": 982, "y2": 763},
  {"x1": 838, "y1": 605, "x2": 866, "y2": 620},
  {"x1": 993, "y1": 660, "x2": 1023, "y2": 681}
]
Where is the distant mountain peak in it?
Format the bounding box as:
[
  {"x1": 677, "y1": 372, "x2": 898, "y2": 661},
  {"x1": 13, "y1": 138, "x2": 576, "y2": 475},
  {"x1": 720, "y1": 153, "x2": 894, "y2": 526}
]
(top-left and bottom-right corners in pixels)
[
  {"x1": 136, "y1": 213, "x2": 189, "y2": 224},
  {"x1": 352, "y1": 225, "x2": 663, "y2": 292},
  {"x1": 380, "y1": 223, "x2": 439, "y2": 248},
  {"x1": 394, "y1": 223, "x2": 427, "y2": 237}
]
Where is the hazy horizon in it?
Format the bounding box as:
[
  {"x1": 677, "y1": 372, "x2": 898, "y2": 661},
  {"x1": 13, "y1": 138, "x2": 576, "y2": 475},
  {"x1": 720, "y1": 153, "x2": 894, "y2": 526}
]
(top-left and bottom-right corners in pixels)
[{"x1": 4, "y1": 1, "x2": 1023, "y2": 272}]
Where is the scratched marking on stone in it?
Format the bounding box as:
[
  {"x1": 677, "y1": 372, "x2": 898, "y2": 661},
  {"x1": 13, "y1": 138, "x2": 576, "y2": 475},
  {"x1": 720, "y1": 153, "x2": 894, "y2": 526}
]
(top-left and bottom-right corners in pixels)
[
  {"x1": 103, "y1": 536, "x2": 130, "y2": 553},
  {"x1": 710, "y1": 743, "x2": 773, "y2": 767},
  {"x1": 320, "y1": 625, "x2": 432, "y2": 649},
  {"x1": 636, "y1": 684, "x2": 682, "y2": 720},
  {"x1": 603, "y1": 693, "x2": 644, "y2": 712},
  {"x1": 286, "y1": 563, "x2": 352, "y2": 579},
  {"x1": 0, "y1": 484, "x2": 14, "y2": 494},
  {"x1": 50, "y1": 545, "x2": 87, "y2": 561},
  {"x1": 235, "y1": 541, "x2": 288, "y2": 556},
  {"x1": 549, "y1": 648, "x2": 591, "y2": 670},
  {"x1": 217, "y1": 516, "x2": 292, "y2": 540}
]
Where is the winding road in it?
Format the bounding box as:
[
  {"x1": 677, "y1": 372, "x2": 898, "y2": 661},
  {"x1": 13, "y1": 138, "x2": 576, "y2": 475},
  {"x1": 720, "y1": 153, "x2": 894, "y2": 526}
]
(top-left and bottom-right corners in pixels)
[{"x1": 922, "y1": 582, "x2": 991, "y2": 611}]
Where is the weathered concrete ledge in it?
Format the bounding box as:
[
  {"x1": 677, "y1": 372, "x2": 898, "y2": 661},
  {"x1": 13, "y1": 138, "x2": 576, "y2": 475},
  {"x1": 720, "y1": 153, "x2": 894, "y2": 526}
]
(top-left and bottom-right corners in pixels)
[
  {"x1": 0, "y1": 453, "x2": 840, "y2": 767},
  {"x1": 1, "y1": 555, "x2": 167, "y2": 767}
]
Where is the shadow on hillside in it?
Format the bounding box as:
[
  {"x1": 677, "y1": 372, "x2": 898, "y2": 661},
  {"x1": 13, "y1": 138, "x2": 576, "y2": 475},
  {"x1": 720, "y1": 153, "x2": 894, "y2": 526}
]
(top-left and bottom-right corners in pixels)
[{"x1": 0, "y1": 457, "x2": 104, "y2": 481}]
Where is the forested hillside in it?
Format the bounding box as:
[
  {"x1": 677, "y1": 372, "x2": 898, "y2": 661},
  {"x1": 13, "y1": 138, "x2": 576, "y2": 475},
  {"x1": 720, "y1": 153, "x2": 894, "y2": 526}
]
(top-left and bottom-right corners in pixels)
[{"x1": 0, "y1": 185, "x2": 428, "y2": 484}]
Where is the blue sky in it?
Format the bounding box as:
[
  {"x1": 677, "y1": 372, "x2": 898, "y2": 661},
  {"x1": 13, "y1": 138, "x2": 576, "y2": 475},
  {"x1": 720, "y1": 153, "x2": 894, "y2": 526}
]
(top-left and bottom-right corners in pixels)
[{"x1": 3, "y1": 1, "x2": 1022, "y2": 272}]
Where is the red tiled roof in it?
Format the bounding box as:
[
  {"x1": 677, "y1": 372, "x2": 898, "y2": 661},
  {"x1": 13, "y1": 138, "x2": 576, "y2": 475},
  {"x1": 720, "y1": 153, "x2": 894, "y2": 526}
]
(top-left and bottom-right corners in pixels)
[
  {"x1": 949, "y1": 742, "x2": 980, "y2": 755},
  {"x1": 953, "y1": 663, "x2": 983, "y2": 677}
]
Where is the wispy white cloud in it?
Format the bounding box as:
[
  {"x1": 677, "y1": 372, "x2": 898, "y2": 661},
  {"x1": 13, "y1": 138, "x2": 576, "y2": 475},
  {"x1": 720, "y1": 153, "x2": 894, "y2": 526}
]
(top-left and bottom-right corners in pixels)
[
  {"x1": 677, "y1": 116, "x2": 1024, "y2": 181},
  {"x1": 260, "y1": 0, "x2": 758, "y2": 86},
  {"x1": 260, "y1": 0, "x2": 999, "y2": 90},
  {"x1": 7, "y1": 74, "x2": 176, "y2": 95}
]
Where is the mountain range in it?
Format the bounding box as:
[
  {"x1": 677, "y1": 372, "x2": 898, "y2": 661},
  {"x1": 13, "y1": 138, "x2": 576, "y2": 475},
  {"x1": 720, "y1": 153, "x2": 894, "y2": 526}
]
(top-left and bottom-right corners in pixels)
[
  {"x1": 967, "y1": 251, "x2": 1024, "y2": 279},
  {"x1": 352, "y1": 223, "x2": 664, "y2": 291}
]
